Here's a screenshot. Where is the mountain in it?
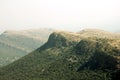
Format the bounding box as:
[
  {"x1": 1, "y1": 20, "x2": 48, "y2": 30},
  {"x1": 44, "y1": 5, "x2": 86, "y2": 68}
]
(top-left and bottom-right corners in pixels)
[
  {"x1": 0, "y1": 29, "x2": 120, "y2": 80},
  {"x1": 78, "y1": 28, "x2": 120, "y2": 39},
  {"x1": 0, "y1": 28, "x2": 53, "y2": 67}
]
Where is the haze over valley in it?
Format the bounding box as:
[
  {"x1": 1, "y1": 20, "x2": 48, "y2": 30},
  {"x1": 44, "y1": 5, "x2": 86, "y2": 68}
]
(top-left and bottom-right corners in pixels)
[{"x1": 0, "y1": 28, "x2": 53, "y2": 66}]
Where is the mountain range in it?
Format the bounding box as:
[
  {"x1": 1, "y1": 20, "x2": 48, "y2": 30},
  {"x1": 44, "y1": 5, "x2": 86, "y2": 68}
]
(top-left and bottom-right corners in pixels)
[
  {"x1": 0, "y1": 28, "x2": 53, "y2": 67},
  {"x1": 0, "y1": 29, "x2": 120, "y2": 80}
]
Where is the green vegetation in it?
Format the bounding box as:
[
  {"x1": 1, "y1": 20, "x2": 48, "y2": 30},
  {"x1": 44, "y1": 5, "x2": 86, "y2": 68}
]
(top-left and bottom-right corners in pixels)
[
  {"x1": 0, "y1": 28, "x2": 53, "y2": 67},
  {"x1": 0, "y1": 29, "x2": 120, "y2": 80}
]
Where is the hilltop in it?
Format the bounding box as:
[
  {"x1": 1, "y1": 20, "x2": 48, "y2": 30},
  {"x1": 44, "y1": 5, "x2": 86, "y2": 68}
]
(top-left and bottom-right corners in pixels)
[
  {"x1": 78, "y1": 28, "x2": 120, "y2": 39},
  {"x1": 0, "y1": 29, "x2": 120, "y2": 80}
]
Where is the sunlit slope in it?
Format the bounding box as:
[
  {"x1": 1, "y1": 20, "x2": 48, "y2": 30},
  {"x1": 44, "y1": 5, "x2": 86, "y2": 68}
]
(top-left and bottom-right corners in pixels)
[
  {"x1": 0, "y1": 28, "x2": 53, "y2": 67},
  {"x1": 0, "y1": 29, "x2": 120, "y2": 80},
  {"x1": 78, "y1": 29, "x2": 120, "y2": 39}
]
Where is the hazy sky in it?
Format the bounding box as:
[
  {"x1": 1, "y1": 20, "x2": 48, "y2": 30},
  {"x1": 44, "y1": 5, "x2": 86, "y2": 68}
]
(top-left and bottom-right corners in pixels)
[{"x1": 0, "y1": 0, "x2": 120, "y2": 32}]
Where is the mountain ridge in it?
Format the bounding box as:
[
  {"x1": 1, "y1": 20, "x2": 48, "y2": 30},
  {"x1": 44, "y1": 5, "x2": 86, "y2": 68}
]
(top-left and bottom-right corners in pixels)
[
  {"x1": 0, "y1": 29, "x2": 120, "y2": 80},
  {"x1": 78, "y1": 28, "x2": 120, "y2": 39}
]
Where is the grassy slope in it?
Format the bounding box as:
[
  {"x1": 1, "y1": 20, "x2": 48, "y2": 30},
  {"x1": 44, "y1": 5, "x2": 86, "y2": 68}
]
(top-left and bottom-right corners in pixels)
[
  {"x1": 0, "y1": 29, "x2": 120, "y2": 80},
  {"x1": 78, "y1": 29, "x2": 120, "y2": 39},
  {"x1": 0, "y1": 28, "x2": 53, "y2": 67}
]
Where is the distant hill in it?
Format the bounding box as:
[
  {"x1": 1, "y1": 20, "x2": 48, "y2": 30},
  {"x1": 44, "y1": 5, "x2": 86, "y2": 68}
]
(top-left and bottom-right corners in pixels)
[
  {"x1": 78, "y1": 28, "x2": 120, "y2": 39},
  {"x1": 0, "y1": 29, "x2": 120, "y2": 80},
  {"x1": 0, "y1": 28, "x2": 53, "y2": 67}
]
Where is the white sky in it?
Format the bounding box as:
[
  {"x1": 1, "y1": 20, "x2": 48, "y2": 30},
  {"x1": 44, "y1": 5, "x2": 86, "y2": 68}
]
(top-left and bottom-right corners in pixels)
[{"x1": 0, "y1": 0, "x2": 120, "y2": 32}]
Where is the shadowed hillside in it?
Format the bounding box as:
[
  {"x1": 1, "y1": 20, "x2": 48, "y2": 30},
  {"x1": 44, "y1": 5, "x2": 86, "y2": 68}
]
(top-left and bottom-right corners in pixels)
[{"x1": 0, "y1": 29, "x2": 120, "y2": 80}]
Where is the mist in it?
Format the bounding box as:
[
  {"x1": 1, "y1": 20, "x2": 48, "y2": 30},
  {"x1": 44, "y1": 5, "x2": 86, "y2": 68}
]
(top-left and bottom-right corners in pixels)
[{"x1": 0, "y1": 0, "x2": 120, "y2": 32}]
